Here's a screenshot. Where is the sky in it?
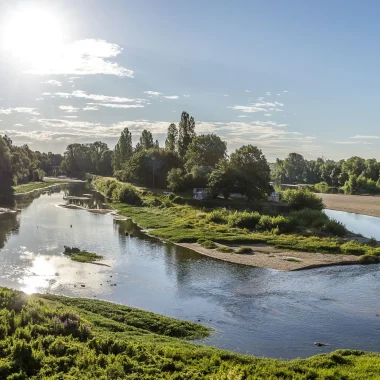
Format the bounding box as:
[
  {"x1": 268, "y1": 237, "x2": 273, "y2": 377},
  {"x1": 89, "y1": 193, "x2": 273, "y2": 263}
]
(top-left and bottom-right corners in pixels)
[{"x1": 0, "y1": 0, "x2": 380, "y2": 161}]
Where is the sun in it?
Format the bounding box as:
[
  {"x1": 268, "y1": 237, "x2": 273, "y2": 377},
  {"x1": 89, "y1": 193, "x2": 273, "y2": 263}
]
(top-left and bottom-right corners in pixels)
[{"x1": 2, "y1": 7, "x2": 63, "y2": 64}]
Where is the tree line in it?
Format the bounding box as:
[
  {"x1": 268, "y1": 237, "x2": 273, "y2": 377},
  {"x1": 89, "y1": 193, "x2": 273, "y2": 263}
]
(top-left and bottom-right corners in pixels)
[
  {"x1": 272, "y1": 153, "x2": 380, "y2": 194},
  {"x1": 0, "y1": 135, "x2": 63, "y2": 199}
]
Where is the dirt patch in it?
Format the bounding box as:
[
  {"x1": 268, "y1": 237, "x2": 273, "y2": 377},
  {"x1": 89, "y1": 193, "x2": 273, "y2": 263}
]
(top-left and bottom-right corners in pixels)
[
  {"x1": 177, "y1": 243, "x2": 360, "y2": 271},
  {"x1": 319, "y1": 193, "x2": 380, "y2": 218}
]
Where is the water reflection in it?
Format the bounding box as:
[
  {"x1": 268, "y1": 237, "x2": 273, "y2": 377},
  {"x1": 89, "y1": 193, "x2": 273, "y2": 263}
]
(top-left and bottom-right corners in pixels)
[{"x1": 0, "y1": 184, "x2": 378, "y2": 359}]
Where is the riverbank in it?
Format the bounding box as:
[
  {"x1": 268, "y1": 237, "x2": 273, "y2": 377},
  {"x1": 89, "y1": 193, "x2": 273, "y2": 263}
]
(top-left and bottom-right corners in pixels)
[
  {"x1": 13, "y1": 180, "x2": 63, "y2": 195},
  {"x1": 1, "y1": 286, "x2": 379, "y2": 379},
  {"x1": 319, "y1": 193, "x2": 380, "y2": 218},
  {"x1": 92, "y1": 176, "x2": 380, "y2": 270},
  {"x1": 179, "y1": 242, "x2": 361, "y2": 271}
]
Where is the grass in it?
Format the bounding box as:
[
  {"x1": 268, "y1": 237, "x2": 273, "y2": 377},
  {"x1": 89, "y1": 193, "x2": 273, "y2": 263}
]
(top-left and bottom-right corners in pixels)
[
  {"x1": 217, "y1": 247, "x2": 235, "y2": 253},
  {"x1": 283, "y1": 257, "x2": 302, "y2": 262},
  {"x1": 93, "y1": 177, "x2": 380, "y2": 263},
  {"x1": 63, "y1": 246, "x2": 104, "y2": 264},
  {"x1": 13, "y1": 181, "x2": 62, "y2": 194},
  {"x1": 0, "y1": 286, "x2": 379, "y2": 379}
]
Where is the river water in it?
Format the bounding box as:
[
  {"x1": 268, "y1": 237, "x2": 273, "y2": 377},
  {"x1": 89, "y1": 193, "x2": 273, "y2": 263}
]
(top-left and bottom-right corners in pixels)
[{"x1": 0, "y1": 183, "x2": 379, "y2": 359}]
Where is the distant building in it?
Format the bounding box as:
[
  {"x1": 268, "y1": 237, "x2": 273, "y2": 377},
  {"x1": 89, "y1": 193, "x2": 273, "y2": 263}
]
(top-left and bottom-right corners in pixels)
[
  {"x1": 267, "y1": 192, "x2": 280, "y2": 202},
  {"x1": 193, "y1": 188, "x2": 208, "y2": 200}
]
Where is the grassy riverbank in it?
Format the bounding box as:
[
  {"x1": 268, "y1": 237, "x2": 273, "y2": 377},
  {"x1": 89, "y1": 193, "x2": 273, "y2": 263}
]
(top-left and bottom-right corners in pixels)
[
  {"x1": 93, "y1": 177, "x2": 380, "y2": 265},
  {"x1": 13, "y1": 181, "x2": 62, "y2": 195},
  {"x1": 0, "y1": 286, "x2": 379, "y2": 379}
]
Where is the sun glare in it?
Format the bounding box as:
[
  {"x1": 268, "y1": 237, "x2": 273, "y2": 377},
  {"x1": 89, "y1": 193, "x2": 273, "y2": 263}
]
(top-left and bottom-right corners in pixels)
[{"x1": 2, "y1": 7, "x2": 63, "y2": 64}]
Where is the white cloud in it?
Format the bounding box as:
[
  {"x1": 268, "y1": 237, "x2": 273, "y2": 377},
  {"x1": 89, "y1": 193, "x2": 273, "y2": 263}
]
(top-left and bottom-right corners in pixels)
[
  {"x1": 334, "y1": 141, "x2": 372, "y2": 145},
  {"x1": 14, "y1": 123, "x2": 24, "y2": 127},
  {"x1": 245, "y1": 90, "x2": 251, "y2": 93},
  {"x1": 164, "y1": 95, "x2": 179, "y2": 100},
  {"x1": 230, "y1": 101, "x2": 284, "y2": 113},
  {"x1": 25, "y1": 39, "x2": 133, "y2": 77},
  {"x1": 183, "y1": 94, "x2": 190, "y2": 98},
  {"x1": 238, "y1": 115, "x2": 251, "y2": 118},
  {"x1": 86, "y1": 103, "x2": 144, "y2": 109},
  {"x1": 64, "y1": 115, "x2": 78, "y2": 119},
  {"x1": 350, "y1": 135, "x2": 380, "y2": 139},
  {"x1": 43, "y1": 80, "x2": 62, "y2": 86},
  {"x1": 277, "y1": 93, "x2": 281, "y2": 96},
  {"x1": 0, "y1": 107, "x2": 39, "y2": 115},
  {"x1": 144, "y1": 91, "x2": 163, "y2": 96},
  {"x1": 264, "y1": 113, "x2": 272, "y2": 117},
  {"x1": 59, "y1": 105, "x2": 78, "y2": 113},
  {"x1": 223, "y1": 94, "x2": 229, "y2": 97},
  {"x1": 266, "y1": 92, "x2": 271, "y2": 96},
  {"x1": 283, "y1": 90, "x2": 288, "y2": 93},
  {"x1": 83, "y1": 105, "x2": 99, "y2": 111},
  {"x1": 55, "y1": 90, "x2": 146, "y2": 104}
]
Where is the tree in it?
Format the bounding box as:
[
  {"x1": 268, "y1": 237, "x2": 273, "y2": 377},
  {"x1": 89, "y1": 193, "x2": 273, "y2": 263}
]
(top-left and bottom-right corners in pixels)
[
  {"x1": 208, "y1": 158, "x2": 236, "y2": 199},
  {"x1": 184, "y1": 134, "x2": 227, "y2": 172},
  {"x1": 177, "y1": 111, "x2": 196, "y2": 158},
  {"x1": 230, "y1": 145, "x2": 272, "y2": 200},
  {"x1": 0, "y1": 136, "x2": 14, "y2": 199},
  {"x1": 114, "y1": 128, "x2": 133, "y2": 170},
  {"x1": 165, "y1": 123, "x2": 178, "y2": 152},
  {"x1": 167, "y1": 168, "x2": 187, "y2": 192},
  {"x1": 283, "y1": 153, "x2": 307, "y2": 183}
]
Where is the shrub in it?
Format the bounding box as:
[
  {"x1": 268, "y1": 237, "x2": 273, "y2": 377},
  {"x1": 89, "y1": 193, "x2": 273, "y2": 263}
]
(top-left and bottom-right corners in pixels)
[
  {"x1": 340, "y1": 241, "x2": 367, "y2": 255},
  {"x1": 282, "y1": 188, "x2": 324, "y2": 211},
  {"x1": 257, "y1": 215, "x2": 287, "y2": 232},
  {"x1": 197, "y1": 239, "x2": 217, "y2": 249},
  {"x1": 367, "y1": 237, "x2": 378, "y2": 247},
  {"x1": 217, "y1": 247, "x2": 234, "y2": 253},
  {"x1": 289, "y1": 209, "x2": 328, "y2": 228},
  {"x1": 359, "y1": 254, "x2": 380, "y2": 264},
  {"x1": 112, "y1": 184, "x2": 141, "y2": 205},
  {"x1": 322, "y1": 219, "x2": 346, "y2": 237},
  {"x1": 227, "y1": 211, "x2": 261, "y2": 229},
  {"x1": 236, "y1": 247, "x2": 253, "y2": 254},
  {"x1": 206, "y1": 209, "x2": 229, "y2": 224}
]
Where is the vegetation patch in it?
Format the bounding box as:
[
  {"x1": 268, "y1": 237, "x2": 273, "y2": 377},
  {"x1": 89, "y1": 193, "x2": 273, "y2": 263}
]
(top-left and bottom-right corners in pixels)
[
  {"x1": 236, "y1": 247, "x2": 254, "y2": 254},
  {"x1": 13, "y1": 181, "x2": 62, "y2": 194},
  {"x1": 0, "y1": 287, "x2": 379, "y2": 379},
  {"x1": 63, "y1": 246, "x2": 103, "y2": 264},
  {"x1": 217, "y1": 246, "x2": 235, "y2": 253}
]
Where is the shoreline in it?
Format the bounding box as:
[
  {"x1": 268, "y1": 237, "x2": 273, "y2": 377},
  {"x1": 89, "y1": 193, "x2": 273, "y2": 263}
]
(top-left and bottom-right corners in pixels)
[
  {"x1": 14, "y1": 182, "x2": 67, "y2": 196},
  {"x1": 177, "y1": 242, "x2": 361, "y2": 271},
  {"x1": 319, "y1": 193, "x2": 380, "y2": 218}
]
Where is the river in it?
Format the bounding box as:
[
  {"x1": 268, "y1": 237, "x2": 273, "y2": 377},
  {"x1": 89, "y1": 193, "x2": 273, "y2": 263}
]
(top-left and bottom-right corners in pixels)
[{"x1": 0, "y1": 183, "x2": 379, "y2": 359}]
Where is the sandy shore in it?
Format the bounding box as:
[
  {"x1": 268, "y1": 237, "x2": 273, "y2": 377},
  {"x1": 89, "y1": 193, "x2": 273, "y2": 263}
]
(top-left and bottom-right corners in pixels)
[
  {"x1": 319, "y1": 193, "x2": 380, "y2": 218},
  {"x1": 178, "y1": 243, "x2": 360, "y2": 271}
]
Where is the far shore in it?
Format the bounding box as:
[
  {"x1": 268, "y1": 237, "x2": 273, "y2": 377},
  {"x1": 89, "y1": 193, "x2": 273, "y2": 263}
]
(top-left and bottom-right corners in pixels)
[
  {"x1": 178, "y1": 242, "x2": 361, "y2": 271},
  {"x1": 319, "y1": 193, "x2": 380, "y2": 218}
]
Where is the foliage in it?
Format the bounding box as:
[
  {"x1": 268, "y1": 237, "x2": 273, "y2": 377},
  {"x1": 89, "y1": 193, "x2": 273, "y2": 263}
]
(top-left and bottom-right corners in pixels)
[
  {"x1": 236, "y1": 247, "x2": 253, "y2": 254},
  {"x1": 120, "y1": 148, "x2": 180, "y2": 189},
  {"x1": 282, "y1": 188, "x2": 325, "y2": 211},
  {"x1": 13, "y1": 181, "x2": 61, "y2": 195},
  {"x1": 198, "y1": 239, "x2": 218, "y2": 249},
  {"x1": 167, "y1": 168, "x2": 188, "y2": 192},
  {"x1": 113, "y1": 127, "x2": 133, "y2": 171},
  {"x1": 322, "y1": 219, "x2": 347, "y2": 237},
  {"x1": 227, "y1": 211, "x2": 261, "y2": 229},
  {"x1": 0, "y1": 287, "x2": 378, "y2": 379},
  {"x1": 135, "y1": 129, "x2": 155, "y2": 152},
  {"x1": 61, "y1": 141, "x2": 112, "y2": 178},
  {"x1": 177, "y1": 111, "x2": 196, "y2": 158},
  {"x1": 63, "y1": 246, "x2": 103, "y2": 263},
  {"x1": 93, "y1": 177, "x2": 141, "y2": 205},
  {"x1": 208, "y1": 158, "x2": 237, "y2": 200},
  {"x1": 165, "y1": 123, "x2": 178, "y2": 152},
  {"x1": 0, "y1": 136, "x2": 15, "y2": 199},
  {"x1": 206, "y1": 209, "x2": 229, "y2": 224}
]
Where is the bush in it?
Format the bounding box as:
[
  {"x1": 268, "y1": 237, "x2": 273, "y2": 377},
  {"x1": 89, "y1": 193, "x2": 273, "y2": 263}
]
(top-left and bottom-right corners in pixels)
[
  {"x1": 236, "y1": 247, "x2": 253, "y2": 254},
  {"x1": 217, "y1": 247, "x2": 234, "y2": 253},
  {"x1": 288, "y1": 209, "x2": 328, "y2": 228},
  {"x1": 206, "y1": 209, "x2": 229, "y2": 224},
  {"x1": 340, "y1": 241, "x2": 368, "y2": 255},
  {"x1": 367, "y1": 237, "x2": 378, "y2": 247},
  {"x1": 227, "y1": 211, "x2": 261, "y2": 229},
  {"x1": 282, "y1": 188, "x2": 324, "y2": 211},
  {"x1": 197, "y1": 239, "x2": 217, "y2": 249},
  {"x1": 257, "y1": 215, "x2": 287, "y2": 232},
  {"x1": 322, "y1": 219, "x2": 346, "y2": 237}
]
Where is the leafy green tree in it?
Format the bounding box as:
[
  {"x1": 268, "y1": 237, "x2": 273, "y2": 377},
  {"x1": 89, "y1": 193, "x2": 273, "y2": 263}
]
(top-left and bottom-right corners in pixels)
[
  {"x1": 165, "y1": 123, "x2": 178, "y2": 152},
  {"x1": 167, "y1": 168, "x2": 187, "y2": 192},
  {"x1": 184, "y1": 134, "x2": 227, "y2": 172},
  {"x1": 208, "y1": 158, "x2": 236, "y2": 199},
  {"x1": 114, "y1": 128, "x2": 133, "y2": 170},
  {"x1": 135, "y1": 130, "x2": 154, "y2": 152},
  {"x1": 177, "y1": 111, "x2": 196, "y2": 158},
  {"x1": 230, "y1": 145, "x2": 272, "y2": 200},
  {"x1": 283, "y1": 153, "x2": 307, "y2": 183},
  {"x1": 0, "y1": 136, "x2": 14, "y2": 199}
]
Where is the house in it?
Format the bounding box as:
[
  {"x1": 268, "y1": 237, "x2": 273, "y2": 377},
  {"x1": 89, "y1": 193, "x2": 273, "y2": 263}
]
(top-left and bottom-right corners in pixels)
[{"x1": 193, "y1": 188, "x2": 208, "y2": 200}]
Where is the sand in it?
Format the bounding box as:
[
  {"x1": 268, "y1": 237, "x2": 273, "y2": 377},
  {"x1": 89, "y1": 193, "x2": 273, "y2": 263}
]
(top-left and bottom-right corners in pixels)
[
  {"x1": 178, "y1": 243, "x2": 360, "y2": 271},
  {"x1": 319, "y1": 193, "x2": 380, "y2": 218}
]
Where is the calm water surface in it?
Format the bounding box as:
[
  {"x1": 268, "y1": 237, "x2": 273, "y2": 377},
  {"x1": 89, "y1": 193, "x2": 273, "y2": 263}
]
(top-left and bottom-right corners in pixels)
[
  {"x1": 0, "y1": 184, "x2": 379, "y2": 359},
  {"x1": 324, "y1": 209, "x2": 380, "y2": 240}
]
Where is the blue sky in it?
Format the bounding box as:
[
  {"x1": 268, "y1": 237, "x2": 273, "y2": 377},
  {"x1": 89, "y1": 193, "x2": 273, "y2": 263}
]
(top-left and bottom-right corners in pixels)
[{"x1": 0, "y1": 0, "x2": 380, "y2": 160}]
